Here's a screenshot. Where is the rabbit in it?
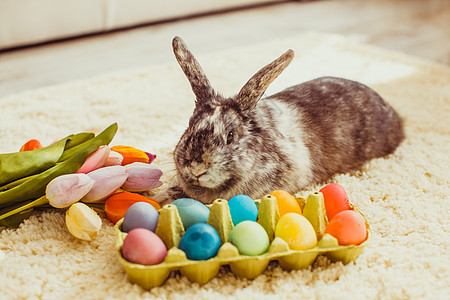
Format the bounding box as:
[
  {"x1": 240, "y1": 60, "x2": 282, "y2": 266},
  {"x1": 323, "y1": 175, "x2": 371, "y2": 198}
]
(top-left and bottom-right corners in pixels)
[{"x1": 154, "y1": 36, "x2": 405, "y2": 205}]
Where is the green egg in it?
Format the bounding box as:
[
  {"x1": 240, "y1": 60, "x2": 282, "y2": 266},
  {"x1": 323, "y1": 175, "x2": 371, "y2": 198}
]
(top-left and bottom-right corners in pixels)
[{"x1": 228, "y1": 221, "x2": 269, "y2": 256}]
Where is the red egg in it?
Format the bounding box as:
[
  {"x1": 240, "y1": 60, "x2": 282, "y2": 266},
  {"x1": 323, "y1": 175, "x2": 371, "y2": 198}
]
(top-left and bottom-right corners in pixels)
[
  {"x1": 324, "y1": 210, "x2": 367, "y2": 245},
  {"x1": 320, "y1": 183, "x2": 350, "y2": 221},
  {"x1": 122, "y1": 228, "x2": 167, "y2": 265}
]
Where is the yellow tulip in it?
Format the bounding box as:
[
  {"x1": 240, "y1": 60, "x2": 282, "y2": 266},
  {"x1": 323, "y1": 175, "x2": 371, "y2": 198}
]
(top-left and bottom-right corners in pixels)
[{"x1": 65, "y1": 203, "x2": 102, "y2": 241}]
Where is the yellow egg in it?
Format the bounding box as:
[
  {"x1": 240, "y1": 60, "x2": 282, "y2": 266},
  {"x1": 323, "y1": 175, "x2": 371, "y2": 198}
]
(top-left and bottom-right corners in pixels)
[
  {"x1": 275, "y1": 213, "x2": 317, "y2": 250},
  {"x1": 269, "y1": 190, "x2": 302, "y2": 217}
]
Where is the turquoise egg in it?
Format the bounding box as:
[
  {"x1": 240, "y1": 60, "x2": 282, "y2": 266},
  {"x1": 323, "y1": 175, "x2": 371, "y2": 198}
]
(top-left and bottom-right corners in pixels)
[
  {"x1": 229, "y1": 221, "x2": 269, "y2": 256},
  {"x1": 178, "y1": 223, "x2": 221, "y2": 260},
  {"x1": 228, "y1": 195, "x2": 258, "y2": 226},
  {"x1": 171, "y1": 198, "x2": 210, "y2": 229}
]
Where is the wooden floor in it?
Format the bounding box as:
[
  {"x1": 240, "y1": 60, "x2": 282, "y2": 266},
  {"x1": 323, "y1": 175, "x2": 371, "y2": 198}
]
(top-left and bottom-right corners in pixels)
[{"x1": 0, "y1": 0, "x2": 449, "y2": 97}]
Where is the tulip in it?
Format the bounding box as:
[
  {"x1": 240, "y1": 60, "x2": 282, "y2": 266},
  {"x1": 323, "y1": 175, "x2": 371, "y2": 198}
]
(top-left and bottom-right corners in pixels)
[
  {"x1": 46, "y1": 173, "x2": 95, "y2": 208},
  {"x1": 110, "y1": 145, "x2": 151, "y2": 165},
  {"x1": 0, "y1": 139, "x2": 101, "y2": 211},
  {"x1": 20, "y1": 139, "x2": 43, "y2": 152},
  {"x1": 122, "y1": 162, "x2": 163, "y2": 192},
  {"x1": 103, "y1": 150, "x2": 124, "y2": 167},
  {"x1": 82, "y1": 166, "x2": 129, "y2": 203},
  {"x1": 104, "y1": 191, "x2": 161, "y2": 224},
  {"x1": 76, "y1": 145, "x2": 110, "y2": 173},
  {"x1": 0, "y1": 124, "x2": 117, "y2": 228},
  {"x1": 65, "y1": 202, "x2": 102, "y2": 241},
  {"x1": 145, "y1": 152, "x2": 157, "y2": 164}
]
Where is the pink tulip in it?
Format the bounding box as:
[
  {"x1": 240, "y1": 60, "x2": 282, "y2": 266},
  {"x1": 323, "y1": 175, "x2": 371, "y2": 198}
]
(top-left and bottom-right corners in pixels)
[
  {"x1": 82, "y1": 166, "x2": 129, "y2": 203},
  {"x1": 145, "y1": 152, "x2": 157, "y2": 164},
  {"x1": 103, "y1": 150, "x2": 124, "y2": 167},
  {"x1": 122, "y1": 162, "x2": 163, "y2": 192},
  {"x1": 77, "y1": 146, "x2": 110, "y2": 174},
  {"x1": 46, "y1": 174, "x2": 95, "y2": 208}
]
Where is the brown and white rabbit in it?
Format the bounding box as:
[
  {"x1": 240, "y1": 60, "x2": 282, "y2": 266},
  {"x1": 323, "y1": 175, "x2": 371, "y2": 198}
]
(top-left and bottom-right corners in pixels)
[{"x1": 155, "y1": 36, "x2": 405, "y2": 204}]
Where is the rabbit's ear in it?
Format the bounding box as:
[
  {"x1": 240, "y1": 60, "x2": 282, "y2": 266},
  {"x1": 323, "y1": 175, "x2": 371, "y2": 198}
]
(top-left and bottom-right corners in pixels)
[
  {"x1": 236, "y1": 49, "x2": 294, "y2": 111},
  {"x1": 173, "y1": 36, "x2": 214, "y2": 105}
]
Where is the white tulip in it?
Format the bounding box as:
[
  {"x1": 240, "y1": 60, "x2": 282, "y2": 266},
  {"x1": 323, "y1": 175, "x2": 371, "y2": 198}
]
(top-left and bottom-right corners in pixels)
[
  {"x1": 46, "y1": 173, "x2": 95, "y2": 208},
  {"x1": 82, "y1": 166, "x2": 129, "y2": 203},
  {"x1": 122, "y1": 162, "x2": 163, "y2": 192}
]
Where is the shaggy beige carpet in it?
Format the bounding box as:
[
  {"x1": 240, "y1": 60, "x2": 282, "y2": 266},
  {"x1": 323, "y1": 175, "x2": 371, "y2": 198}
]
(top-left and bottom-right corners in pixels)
[{"x1": 0, "y1": 32, "x2": 449, "y2": 299}]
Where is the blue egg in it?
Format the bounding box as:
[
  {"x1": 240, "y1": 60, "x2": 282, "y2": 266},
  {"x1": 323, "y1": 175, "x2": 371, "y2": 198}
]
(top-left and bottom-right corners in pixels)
[
  {"x1": 178, "y1": 223, "x2": 221, "y2": 260},
  {"x1": 171, "y1": 198, "x2": 210, "y2": 229},
  {"x1": 122, "y1": 202, "x2": 159, "y2": 233},
  {"x1": 228, "y1": 194, "x2": 258, "y2": 226}
]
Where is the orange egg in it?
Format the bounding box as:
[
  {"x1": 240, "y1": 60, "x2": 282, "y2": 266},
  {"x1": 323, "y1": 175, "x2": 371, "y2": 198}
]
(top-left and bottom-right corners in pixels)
[
  {"x1": 324, "y1": 210, "x2": 367, "y2": 245},
  {"x1": 269, "y1": 190, "x2": 302, "y2": 217},
  {"x1": 319, "y1": 183, "x2": 350, "y2": 221}
]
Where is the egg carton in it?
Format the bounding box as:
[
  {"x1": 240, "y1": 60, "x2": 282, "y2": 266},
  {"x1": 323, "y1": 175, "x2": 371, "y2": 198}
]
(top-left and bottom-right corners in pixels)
[{"x1": 115, "y1": 192, "x2": 371, "y2": 289}]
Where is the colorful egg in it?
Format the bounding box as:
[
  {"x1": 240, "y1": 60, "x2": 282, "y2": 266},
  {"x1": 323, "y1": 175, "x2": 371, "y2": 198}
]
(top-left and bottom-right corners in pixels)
[
  {"x1": 228, "y1": 194, "x2": 258, "y2": 225},
  {"x1": 104, "y1": 191, "x2": 160, "y2": 224},
  {"x1": 122, "y1": 228, "x2": 167, "y2": 265},
  {"x1": 270, "y1": 190, "x2": 302, "y2": 217},
  {"x1": 320, "y1": 183, "x2": 350, "y2": 221},
  {"x1": 229, "y1": 221, "x2": 270, "y2": 256},
  {"x1": 122, "y1": 202, "x2": 159, "y2": 233},
  {"x1": 275, "y1": 213, "x2": 317, "y2": 250},
  {"x1": 324, "y1": 210, "x2": 367, "y2": 245},
  {"x1": 178, "y1": 223, "x2": 221, "y2": 260},
  {"x1": 171, "y1": 198, "x2": 210, "y2": 229}
]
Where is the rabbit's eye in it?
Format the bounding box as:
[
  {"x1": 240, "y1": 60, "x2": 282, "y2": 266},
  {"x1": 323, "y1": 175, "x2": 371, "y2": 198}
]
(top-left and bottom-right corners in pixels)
[{"x1": 226, "y1": 131, "x2": 234, "y2": 145}]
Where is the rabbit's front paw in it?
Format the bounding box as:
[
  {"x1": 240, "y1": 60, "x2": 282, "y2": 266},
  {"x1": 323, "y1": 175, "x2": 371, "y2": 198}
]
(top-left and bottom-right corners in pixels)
[{"x1": 153, "y1": 186, "x2": 187, "y2": 205}]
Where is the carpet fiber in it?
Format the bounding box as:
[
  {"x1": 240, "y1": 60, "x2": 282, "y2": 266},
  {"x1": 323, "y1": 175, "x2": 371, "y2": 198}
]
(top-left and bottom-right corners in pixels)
[{"x1": 0, "y1": 32, "x2": 449, "y2": 299}]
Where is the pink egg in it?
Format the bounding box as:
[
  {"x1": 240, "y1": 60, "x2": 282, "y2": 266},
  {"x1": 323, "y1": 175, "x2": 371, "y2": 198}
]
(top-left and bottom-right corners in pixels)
[{"x1": 122, "y1": 228, "x2": 167, "y2": 265}]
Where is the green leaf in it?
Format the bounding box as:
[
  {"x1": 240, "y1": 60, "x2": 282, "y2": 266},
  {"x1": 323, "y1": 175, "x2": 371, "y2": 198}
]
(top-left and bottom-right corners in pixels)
[
  {"x1": 58, "y1": 123, "x2": 118, "y2": 162},
  {"x1": 0, "y1": 140, "x2": 102, "y2": 209},
  {"x1": 0, "y1": 174, "x2": 36, "y2": 192},
  {"x1": 0, "y1": 208, "x2": 34, "y2": 228},
  {"x1": 64, "y1": 132, "x2": 95, "y2": 150},
  {"x1": 84, "y1": 202, "x2": 105, "y2": 212},
  {"x1": 0, "y1": 138, "x2": 68, "y2": 186}
]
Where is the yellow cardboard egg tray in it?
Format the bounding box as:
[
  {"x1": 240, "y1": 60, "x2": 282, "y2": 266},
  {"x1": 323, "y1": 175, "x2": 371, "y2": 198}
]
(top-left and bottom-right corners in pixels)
[{"x1": 115, "y1": 192, "x2": 371, "y2": 289}]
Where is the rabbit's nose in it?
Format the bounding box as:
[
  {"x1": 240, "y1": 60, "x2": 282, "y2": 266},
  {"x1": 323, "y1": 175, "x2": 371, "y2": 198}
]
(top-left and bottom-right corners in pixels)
[
  {"x1": 192, "y1": 168, "x2": 207, "y2": 178},
  {"x1": 190, "y1": 162, "x2": 207, "y2": 178},
  {"x1": 193, "y1": 171, "x2": 207, "y2": 179}
]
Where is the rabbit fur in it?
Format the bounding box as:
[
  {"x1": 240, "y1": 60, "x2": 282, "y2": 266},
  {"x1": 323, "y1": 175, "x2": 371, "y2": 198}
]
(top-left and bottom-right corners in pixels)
[{"x1": 154, "y1": 37, "x2": 405, "y2": 204}]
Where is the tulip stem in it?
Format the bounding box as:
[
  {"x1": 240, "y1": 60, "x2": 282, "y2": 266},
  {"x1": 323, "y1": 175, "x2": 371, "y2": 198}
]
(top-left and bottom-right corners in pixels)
[
  {"x1": 85, "y1": 203, "x2": 105, "y2": 212},
  {"x1": 0, "y1": 196, "x2": 48, "y2": 220}
]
